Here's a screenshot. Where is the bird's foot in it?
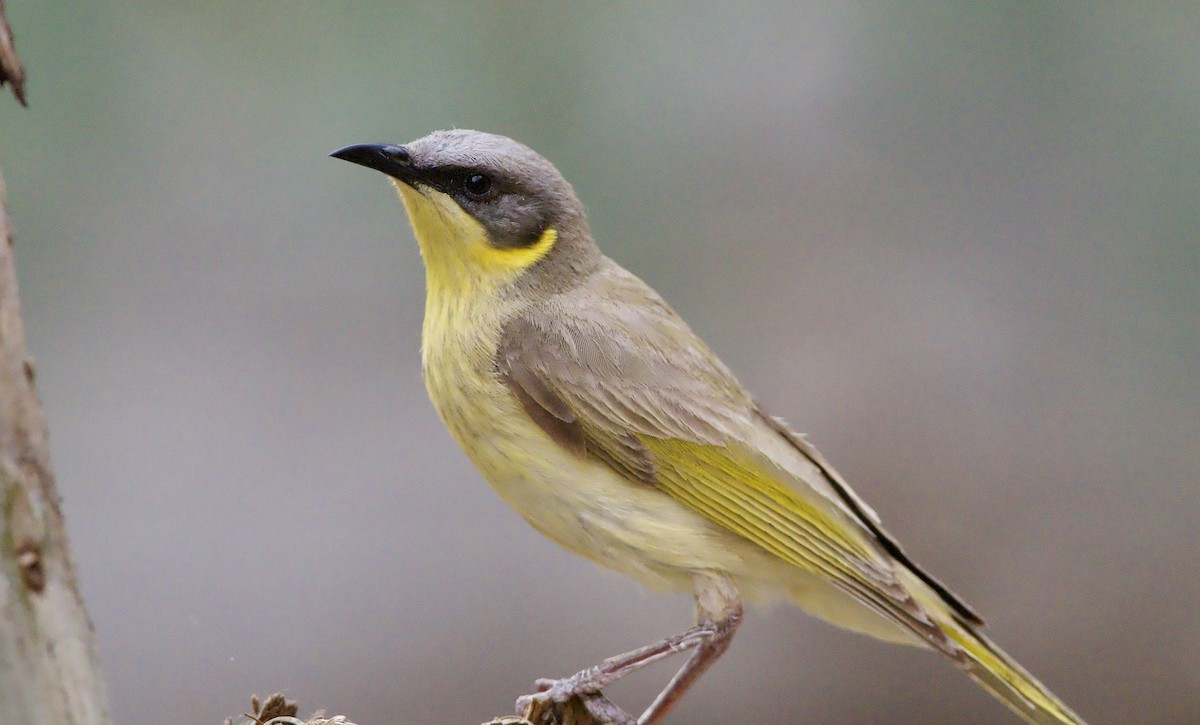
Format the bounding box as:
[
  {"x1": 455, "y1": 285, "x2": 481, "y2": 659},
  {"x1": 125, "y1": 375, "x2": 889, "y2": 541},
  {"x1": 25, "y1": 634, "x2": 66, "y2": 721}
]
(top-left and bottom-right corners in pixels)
[
  {"x1": 516, "y1": 669, "x2": 635, "y2": 725},
  {"x1": 516, "y1": 666, "x2": 602, "y2": 712}
]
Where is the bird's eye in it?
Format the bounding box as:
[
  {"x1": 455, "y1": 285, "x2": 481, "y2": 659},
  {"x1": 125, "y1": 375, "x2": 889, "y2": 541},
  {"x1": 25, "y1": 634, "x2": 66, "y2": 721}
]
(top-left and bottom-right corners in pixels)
[{"x1": 463, "y1": 173, "x2": 493, "y2": 197}]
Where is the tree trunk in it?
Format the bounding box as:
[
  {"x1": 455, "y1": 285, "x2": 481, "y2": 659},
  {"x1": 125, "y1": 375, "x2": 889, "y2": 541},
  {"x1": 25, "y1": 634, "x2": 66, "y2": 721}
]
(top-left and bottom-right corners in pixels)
[{"x1": 0, "y1": 4, "x2": 112, "y2": 721}]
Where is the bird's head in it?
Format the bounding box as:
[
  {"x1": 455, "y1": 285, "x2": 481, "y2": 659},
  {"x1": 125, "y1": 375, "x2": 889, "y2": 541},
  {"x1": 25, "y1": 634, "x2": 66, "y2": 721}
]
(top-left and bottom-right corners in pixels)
[{"x1": 332, "y1": 129, "x2": 599, "y2": 295}]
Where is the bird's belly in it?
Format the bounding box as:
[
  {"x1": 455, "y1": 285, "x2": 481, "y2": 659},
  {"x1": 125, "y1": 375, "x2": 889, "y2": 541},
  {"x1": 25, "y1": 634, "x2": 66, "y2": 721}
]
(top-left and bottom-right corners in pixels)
[{"x1": 426, "y1": 369, "x2": 759, "y2": 592}]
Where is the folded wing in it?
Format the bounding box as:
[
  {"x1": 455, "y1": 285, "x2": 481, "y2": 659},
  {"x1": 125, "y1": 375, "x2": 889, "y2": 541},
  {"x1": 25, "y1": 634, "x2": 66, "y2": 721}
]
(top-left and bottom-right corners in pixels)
[{"x1": 497, "y1": 289, "x2": 974, "y2": 656}]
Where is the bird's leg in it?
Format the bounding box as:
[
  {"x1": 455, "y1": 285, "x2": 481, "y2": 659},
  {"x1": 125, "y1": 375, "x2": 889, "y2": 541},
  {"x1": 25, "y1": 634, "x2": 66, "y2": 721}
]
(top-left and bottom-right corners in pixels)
[
  {"x1": 515, "y1": 572, "x2": 742, "y2": 724},
  {"x1": 638, "y1": 572, "x2": 742, "y2": 725}
]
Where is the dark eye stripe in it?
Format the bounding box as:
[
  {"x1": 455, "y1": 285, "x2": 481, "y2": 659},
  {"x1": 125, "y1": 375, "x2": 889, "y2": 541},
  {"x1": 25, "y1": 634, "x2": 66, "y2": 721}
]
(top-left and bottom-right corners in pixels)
[
  {"x1": 411, "y1": 166, "x2": 547, "y2": 250},
  {"x1": 406, "y1": 166, "x2": 489, "y2": 196},
  {"x1": 497, "y1": 224, "x2": 548, "y2": 249}
]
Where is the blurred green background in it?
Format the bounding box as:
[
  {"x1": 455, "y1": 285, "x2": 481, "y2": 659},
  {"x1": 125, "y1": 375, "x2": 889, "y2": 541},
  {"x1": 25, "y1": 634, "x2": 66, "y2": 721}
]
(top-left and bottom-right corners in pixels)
[{"x1": 2, "y1": 2, "x2": 1197, "y2": 723}]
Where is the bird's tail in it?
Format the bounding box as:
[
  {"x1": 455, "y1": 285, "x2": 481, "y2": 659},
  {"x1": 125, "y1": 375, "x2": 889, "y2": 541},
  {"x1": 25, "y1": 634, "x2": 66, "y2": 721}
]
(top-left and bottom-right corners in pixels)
[{"x1": 939, "y1": 614, "x2": 1086, "y2": 725}]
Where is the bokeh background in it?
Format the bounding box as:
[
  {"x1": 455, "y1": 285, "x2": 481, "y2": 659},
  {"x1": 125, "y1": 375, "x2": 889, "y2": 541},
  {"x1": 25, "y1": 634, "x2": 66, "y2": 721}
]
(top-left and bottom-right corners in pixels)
[{"x1": 2, "y1": 3, "x2": 1197, "y2": 724}]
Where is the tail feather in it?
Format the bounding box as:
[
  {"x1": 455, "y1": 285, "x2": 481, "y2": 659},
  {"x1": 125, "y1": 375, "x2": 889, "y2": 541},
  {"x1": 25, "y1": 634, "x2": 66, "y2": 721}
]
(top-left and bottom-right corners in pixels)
[{"x1": 942, "y1": 616, "x2": 1086, "y2": 725}]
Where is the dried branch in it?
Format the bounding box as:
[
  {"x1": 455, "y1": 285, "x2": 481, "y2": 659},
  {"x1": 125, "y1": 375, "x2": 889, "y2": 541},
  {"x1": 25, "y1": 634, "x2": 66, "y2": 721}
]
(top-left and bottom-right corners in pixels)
[
  {"x1": 225, "y1": 694, "x2": 359, "y2": 725},
  {"x1": 496, "y1": 690, "x2": 635, "y2": 725},
  {"x1": 224, "y1": 687, "x2": 636, "y2": 725}
]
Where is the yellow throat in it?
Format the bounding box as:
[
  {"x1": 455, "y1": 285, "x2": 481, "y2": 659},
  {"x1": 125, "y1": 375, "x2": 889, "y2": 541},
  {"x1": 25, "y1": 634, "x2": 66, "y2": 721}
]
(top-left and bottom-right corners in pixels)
[{"x1": 392, "y1": 181, "x2": 557, "y2": 299}]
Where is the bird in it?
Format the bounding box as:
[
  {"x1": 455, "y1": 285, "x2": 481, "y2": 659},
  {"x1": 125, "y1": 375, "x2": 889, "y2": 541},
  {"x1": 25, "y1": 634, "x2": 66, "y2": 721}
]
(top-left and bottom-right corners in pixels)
[{"x1": 330, "y1": 130, "x2": 1086, "y2": 725}]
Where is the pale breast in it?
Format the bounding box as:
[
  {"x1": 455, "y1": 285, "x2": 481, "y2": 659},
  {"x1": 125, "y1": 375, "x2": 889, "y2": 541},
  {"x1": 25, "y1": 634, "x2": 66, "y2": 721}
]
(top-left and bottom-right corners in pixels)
[{"x1": 422, "y1": 312, "x2": 757, "y2": 591}]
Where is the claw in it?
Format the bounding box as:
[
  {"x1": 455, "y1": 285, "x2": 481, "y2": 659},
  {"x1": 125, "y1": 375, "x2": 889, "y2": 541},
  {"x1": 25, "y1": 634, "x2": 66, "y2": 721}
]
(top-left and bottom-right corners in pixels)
[
  {"x1": 514, "y1": 691, "x2": 538, "y2": 715},
  {"x1": 532, "y1": 678, "x2": 558, "y2": 692}
]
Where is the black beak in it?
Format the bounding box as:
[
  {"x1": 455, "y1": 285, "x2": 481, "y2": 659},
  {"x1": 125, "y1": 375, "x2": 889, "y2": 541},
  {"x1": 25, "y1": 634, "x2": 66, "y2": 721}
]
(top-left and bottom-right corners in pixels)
[{"x1": 329, "y1": 143, "x2": 414, "y2": 180}]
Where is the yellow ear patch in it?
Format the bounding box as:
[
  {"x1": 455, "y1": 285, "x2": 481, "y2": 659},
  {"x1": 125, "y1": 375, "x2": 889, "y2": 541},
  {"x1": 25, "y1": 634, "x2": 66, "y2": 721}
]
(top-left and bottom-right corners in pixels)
[{"x1": 485, "y1": 227, "x2": 557, "y2": 272}]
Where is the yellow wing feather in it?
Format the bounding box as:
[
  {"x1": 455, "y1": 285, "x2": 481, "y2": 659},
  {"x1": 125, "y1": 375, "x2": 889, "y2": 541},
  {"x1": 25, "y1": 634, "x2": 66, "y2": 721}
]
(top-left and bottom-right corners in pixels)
[{"x1": 642, "y1": 438, "x2": 952, "y2": 652}]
